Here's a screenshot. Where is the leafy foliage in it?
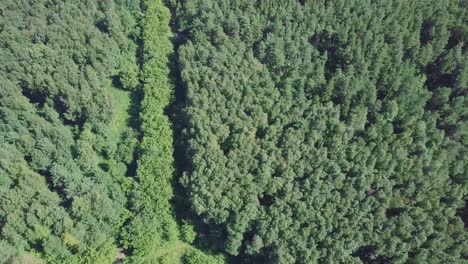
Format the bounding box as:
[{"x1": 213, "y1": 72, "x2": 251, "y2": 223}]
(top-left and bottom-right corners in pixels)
[
  {"x1": 0, "y1": 0, "x2": 140, "y2": 262},
  {"x1": 180, "y1": 221, "x2": 197, "y2": 244}
]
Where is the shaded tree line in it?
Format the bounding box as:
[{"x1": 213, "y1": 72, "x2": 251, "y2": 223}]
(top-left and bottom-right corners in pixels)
[{"x1": 119, "y1": 0, "x2": 225, "y2": 263}]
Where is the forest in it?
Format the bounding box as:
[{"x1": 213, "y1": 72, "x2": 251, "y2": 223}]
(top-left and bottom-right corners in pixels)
[{"x1": 0, "y1": 0, "x2": 466, "y2": 263}]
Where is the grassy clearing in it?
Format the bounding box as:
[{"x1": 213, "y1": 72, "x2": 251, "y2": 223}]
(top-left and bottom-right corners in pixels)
[
  {"x1": 107, "y1": 85, "x2": 132, "y2": 142},
  {"x1": 154, "y1": 241, "x2": 190, "y2": 263}
]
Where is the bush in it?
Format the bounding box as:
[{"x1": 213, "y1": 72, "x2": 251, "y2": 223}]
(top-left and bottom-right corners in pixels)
[{"x1": 180, "y1": 221, "x2": 197, "y2": 244}]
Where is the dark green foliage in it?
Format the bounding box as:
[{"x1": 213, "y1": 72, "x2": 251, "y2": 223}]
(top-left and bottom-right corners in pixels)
[{"x1": 176, "y1": 0, "x2": 468, "y2": 262}]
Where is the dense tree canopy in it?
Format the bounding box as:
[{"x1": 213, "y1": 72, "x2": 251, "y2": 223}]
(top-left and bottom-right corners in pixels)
[
  {"x1": 1, "y1": 0, "x2": 466, "y2": 263},
  {"x1": 175, "y1": 0, "x2": 467, "y2": 262}
]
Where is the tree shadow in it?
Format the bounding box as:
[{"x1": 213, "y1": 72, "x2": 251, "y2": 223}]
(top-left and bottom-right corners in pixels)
[{"x1": 162, "y1": 1, "x2": 230, "y2": 257}]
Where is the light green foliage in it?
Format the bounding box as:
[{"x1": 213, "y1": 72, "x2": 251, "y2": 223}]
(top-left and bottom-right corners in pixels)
[
  {"x1": 120, "y1": 57, "x2": 140, "y2": 90},
  {"x1": 176, "y1": 0, "x2": 468, "y2": 262},
  {"x1": 121, "y1": 0, "x2": 180, "y2": 261},
  {"x1": 180, "y1": 221, "x2": 197, "y2": 244},
  {"x1": 0, "y1": 0, "x2": 140, "y2": 262},
  {"x1": 1, "y1": 0, "x2": 219, "y2": 263}
]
